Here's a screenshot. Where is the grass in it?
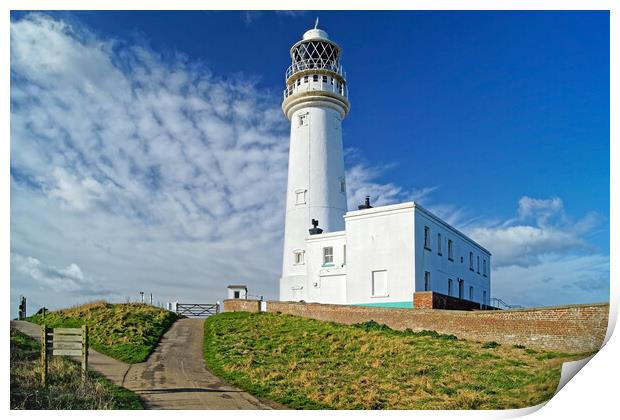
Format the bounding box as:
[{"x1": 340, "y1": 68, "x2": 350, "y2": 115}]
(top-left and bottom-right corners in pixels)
[
  {"x1": 204, "y1": 312, "x2": 594, "y2": 410},
  {"x1": 27, "y1": 301, "x2": 178, "y2": 363},
  {"x1": 10, "y1": 328, "x2": 142, "y2": 409}
]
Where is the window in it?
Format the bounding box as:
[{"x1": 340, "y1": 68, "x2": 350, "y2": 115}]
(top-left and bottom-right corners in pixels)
[
  {"x1": 304, "y1": 75, "x2": 308, "y2": 83},
  {"x1": 483, "y1": 290, "x2": 487, "y2": 305},
  {"x1": 313, "y1": 74, "x2": 318, "y2": 82},
  {"x1": 469, "y1": 252, "x2": 474, "y2": 271},
  {"x1": 322, "y1": 75, "x2": 328, "y2": 83},
  {"x1": 477, "y1": 256, "x2": 480, "y2": 273},
  {"x1": 458, "y1": 279, "x2": 464, "y2": 299},
  {"x1": 293, "y1": 250, "x2": 305, "y2": 265},
  {"x1": 437, "y1": 233, "x2": 442, "y2": 255},
  {"x1": 483, "y1": 259, "x2": 487, "y2": 277},
  {"x1": 295, "y1": 189, "x2": 307, "y2": 205},
  {"x1": 298, "y1": 114, "x2": 307, "y2": 127},
  {"x1": 234, "y1": 291, "x2": 240, "y2": 299},
  {"x1": 372, "y1": 270, "x2": 388, "y2": 297},
  {"x1": 469, "y1": 286, "x2": 474, "y2": 301},
  {"x1": 424, "y1": 226, "x2": 431, "y2": 250},
  {"x1": 330, "y1": 77, "x2": 334, "y2": 85},
  {"x1": 323, "y1": 247, "x2": 333, "y2": 265},
  {"x1": 448, "y1": 239, "x2": 454, "y2": 261},
  {"x1": 448, "y1": 279, "x2": 453, "y2": 296},
  {"x1": 424, "y1": 271, "x2": 431, "y2": 291},
  {"x1": 297, "y1": 78, "x2": 301, "y2": 86},
  {"x1": 340, "y1": 178, "x2": 346, "y2": 193},
  {"x1": 343, "y1": 244, "x2": 347, "y2": 266}
]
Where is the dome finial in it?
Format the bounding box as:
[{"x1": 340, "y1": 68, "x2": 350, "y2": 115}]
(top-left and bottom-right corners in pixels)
[{"x1": 314, "y1": 16, "x2": 319, "y2": 30}]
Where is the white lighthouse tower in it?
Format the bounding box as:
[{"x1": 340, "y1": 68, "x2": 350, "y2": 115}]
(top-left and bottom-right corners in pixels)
[{"x1": 280, "y1": 22, "x2": 350, "y2": 301}]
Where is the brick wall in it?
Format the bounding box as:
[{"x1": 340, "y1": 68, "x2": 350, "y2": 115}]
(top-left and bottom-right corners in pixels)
[
  {"x1": 414, "y1": 291, "x2": 499, "y2": 310},
  {"x1": 224, "y1": 299, "x2": 260, "y2": 313},
  {"x1": 225, "y1": 299, "x2": 609, "y2": 353}
]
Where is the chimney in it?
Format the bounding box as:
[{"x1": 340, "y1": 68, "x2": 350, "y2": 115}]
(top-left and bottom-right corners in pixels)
[
  {"x1": 309, "y1": 219, "x2": 323, "y2": 235},
  {"x1": 358, "y1": 195, "x2": 373, "y2": 210}
]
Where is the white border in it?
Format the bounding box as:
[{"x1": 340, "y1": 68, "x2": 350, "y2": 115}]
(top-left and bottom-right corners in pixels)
[{"x1": 2, "y1": 1, "x2": 616, "y2": 419}]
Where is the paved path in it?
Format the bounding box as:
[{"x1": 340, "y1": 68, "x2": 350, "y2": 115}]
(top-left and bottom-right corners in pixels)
[{"x1": 11, "y1": 319, "x2": 278, "y2": 410}]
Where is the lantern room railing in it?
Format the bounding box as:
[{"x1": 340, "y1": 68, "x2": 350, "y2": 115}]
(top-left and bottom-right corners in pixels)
[
  {"x1": 283, "y1": 78, "x2": 349, "y2": 100},
  {"x1": 286, "y1": 59, "x2": 346, "y2": 80}
]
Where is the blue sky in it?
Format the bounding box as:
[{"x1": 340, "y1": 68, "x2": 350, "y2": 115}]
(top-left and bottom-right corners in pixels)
[{"x1": 10, "y1": 11, "x2": 609, "y2": 314}]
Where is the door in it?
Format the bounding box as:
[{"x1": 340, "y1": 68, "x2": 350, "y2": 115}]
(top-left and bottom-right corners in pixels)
[{"x1": 320, "y1": 275, "x2": 346, "y2": 304}]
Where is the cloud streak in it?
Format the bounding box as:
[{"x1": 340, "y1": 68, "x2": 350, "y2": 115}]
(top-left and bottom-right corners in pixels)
[{"x1": 9, "y1": 13, "x2": 608, "y2": 313}]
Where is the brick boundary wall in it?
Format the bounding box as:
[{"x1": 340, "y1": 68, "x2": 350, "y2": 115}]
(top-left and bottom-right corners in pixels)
[
  {"x1": 414, "y1": 291, "x2": 500, "y2": 310},
  {"x1": 223, "y1": 299, "x2": 609, "y2": 353},
  {"x1": 223, "y1": 299, "x2": 261, "y2": 313}
]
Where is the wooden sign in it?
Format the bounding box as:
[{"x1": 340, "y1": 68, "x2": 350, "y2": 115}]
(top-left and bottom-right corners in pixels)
[{"x1": 40, "y1": 325, "x2": 89, "y2": 385}]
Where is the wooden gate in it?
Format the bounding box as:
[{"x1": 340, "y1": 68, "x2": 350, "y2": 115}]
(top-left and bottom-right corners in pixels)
[{"x1": 175, "y1": 303, "x2": 220, "y2": 318}]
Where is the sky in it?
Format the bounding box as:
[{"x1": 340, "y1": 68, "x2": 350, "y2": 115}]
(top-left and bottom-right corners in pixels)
[{"x1": 9, "y1": 10, "x2": 609, "y2": 315}]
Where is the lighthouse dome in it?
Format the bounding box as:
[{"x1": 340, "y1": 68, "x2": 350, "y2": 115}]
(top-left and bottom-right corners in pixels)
[{"x1": 302, "y1": 28, "x2": 329, "y2": 41}]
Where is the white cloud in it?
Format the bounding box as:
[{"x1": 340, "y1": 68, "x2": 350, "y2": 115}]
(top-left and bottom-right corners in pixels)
[
  {"x1": 9, "y1": 14, "x2": 608, "y2": 313},
  {"x1": 11, "y1": 253, "x2": 114, "y2": 296},
  {"x1": 10, "y1": 13, "x2": 416, "y2": 313},
  {"x1": 464, "y1": 196, "x2": 601, "y2": 268},
  {"x1": 491, "y1": 254, "x2": 609, "y2": 307}
]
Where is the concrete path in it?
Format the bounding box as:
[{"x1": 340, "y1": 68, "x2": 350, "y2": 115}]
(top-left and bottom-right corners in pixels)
[{"x1": 11, "y1": 318, "x2": 278, "y2": 410}]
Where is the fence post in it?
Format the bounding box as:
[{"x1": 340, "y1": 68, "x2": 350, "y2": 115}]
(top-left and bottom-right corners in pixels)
[
  {"x1": 40, "y1": 324, "x2": 48, "y2": 386},
  {"x1": 82, "y1": 325, "x2": 89, "y2": 383}
]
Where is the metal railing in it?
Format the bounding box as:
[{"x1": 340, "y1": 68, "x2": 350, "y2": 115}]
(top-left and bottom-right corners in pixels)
[
  {"x1": 490, "y1": 298, "x2": 523, "y2": 309},
  {"x1": 283, "y1": 80, "x2": 349, "y2": 100},
  {"x1": 286, "y1": 59, "x2": 346, "y2": 80}
]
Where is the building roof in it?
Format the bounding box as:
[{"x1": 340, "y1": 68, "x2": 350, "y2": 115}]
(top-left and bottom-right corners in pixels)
[
  {"x1": 227, "y1": 285, "x2": 247, "y2": 289},
  {"x1": 345, "y1": 201, "x2": 492, "y2": 255}
]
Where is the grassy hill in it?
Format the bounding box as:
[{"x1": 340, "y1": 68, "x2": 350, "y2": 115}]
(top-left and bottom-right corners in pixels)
[
  {"x1": 27, "y1": 301, "x2": 178, "y2": 364},
  {"x1": 204, "y1": 312, "x2": 591, "y2": 410},
  {"x1": 10, "y1": 328, "x2": 142, "y2": 409}
]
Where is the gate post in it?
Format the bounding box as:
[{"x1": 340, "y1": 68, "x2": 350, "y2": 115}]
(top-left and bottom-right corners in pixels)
[
  {"x1": 40, "y1": 324, "x2": 48, "y2": 386},
  {"x1": 82, "y1": 325, "x2": 89, "y2": 382}
]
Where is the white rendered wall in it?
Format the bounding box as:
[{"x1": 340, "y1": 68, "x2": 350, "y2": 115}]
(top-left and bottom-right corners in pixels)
[
  {"x1": 280, "y1": 105, "x2": 347, "y2": 302},
  {"x1": 227, "y1": 287, "x2": 247, "y2": 300},
  {"x1": 343, "y1": 204, "x2": 415, "y2": 306},
  {"x1": 413, "y1": 206, "x2": 491, "y2": 305},
  {"x1": 305, "y1": 231, "x2": 347, "y2": 304}
]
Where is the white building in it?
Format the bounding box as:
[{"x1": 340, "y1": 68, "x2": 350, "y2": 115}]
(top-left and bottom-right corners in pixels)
[{"x1": 279, "y1": 24, "x2": 491, "y2": 308}]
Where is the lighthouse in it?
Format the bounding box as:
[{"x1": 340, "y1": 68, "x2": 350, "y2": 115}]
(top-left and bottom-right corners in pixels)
[{"x1": 280, "y1": 22, "x2": 350, "y2": 301}]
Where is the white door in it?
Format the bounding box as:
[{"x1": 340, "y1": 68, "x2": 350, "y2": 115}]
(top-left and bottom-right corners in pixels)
[{"x1": 319, "y1": 275, "x2": 346, "y2": 304}]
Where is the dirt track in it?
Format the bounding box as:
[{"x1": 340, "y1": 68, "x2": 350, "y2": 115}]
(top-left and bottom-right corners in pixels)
[{"x1": 11, "y1": 318, "x2": 278, "y2": 410}]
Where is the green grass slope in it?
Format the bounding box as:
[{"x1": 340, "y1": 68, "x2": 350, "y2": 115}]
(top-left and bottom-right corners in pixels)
[
  {"x1": 10, "y1": 328, "x2": 142, "y2": 409},
  {"x1": 28, "y1": 301, "x2": 178, "y2": 364},
  {"x1": 204, "y1": 312, "x2": 591, "y2": 410}
]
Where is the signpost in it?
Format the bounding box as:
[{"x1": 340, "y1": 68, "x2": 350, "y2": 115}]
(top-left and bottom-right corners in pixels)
[{"x1": 40, "y1": 325, "x2": 89, "y2": 385}]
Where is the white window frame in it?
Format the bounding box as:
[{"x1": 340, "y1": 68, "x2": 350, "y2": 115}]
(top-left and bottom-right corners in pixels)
[
  {"x1": 469, "y1": 252, "x2": 474, "y2": 271},
  {"x1": 437, "y1": 233, "x2": 442, "y2": 255},
  {"x1": 424, "y1": 226, "x2": 431, "y2": 250},
  {"x1": 448, "y1": 239, "x2": 454, "y2": 261},
  {"x1": 293, "y1": 249, "x2": 305, "y2": 265},
  {"x1": 294, "y1": 189, "x2": 307, "y2": 205},
  {"x1": 469, "y1": 286, "x2": 474, "y2": 301},
  {"x1": 323, "y1": 246, "x2": 334, "y2": 265},
  {"x1": 483, "y1": 259, "x2": 487, "y2": 277},
  {"x1": 448, "y1": 279, "x2": 453, "y2": 296}
]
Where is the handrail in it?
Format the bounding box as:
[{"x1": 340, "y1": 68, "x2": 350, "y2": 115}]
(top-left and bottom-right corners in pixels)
[
  {"x1": 283, "y1": 81, "x2": 349, "y2": 100},
  {"x1": 490, "y1": 297, "x2": 523, "y2": 309},
  {"x1": 286, "y1": 59, "x2": 346, "y2": 80}
]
